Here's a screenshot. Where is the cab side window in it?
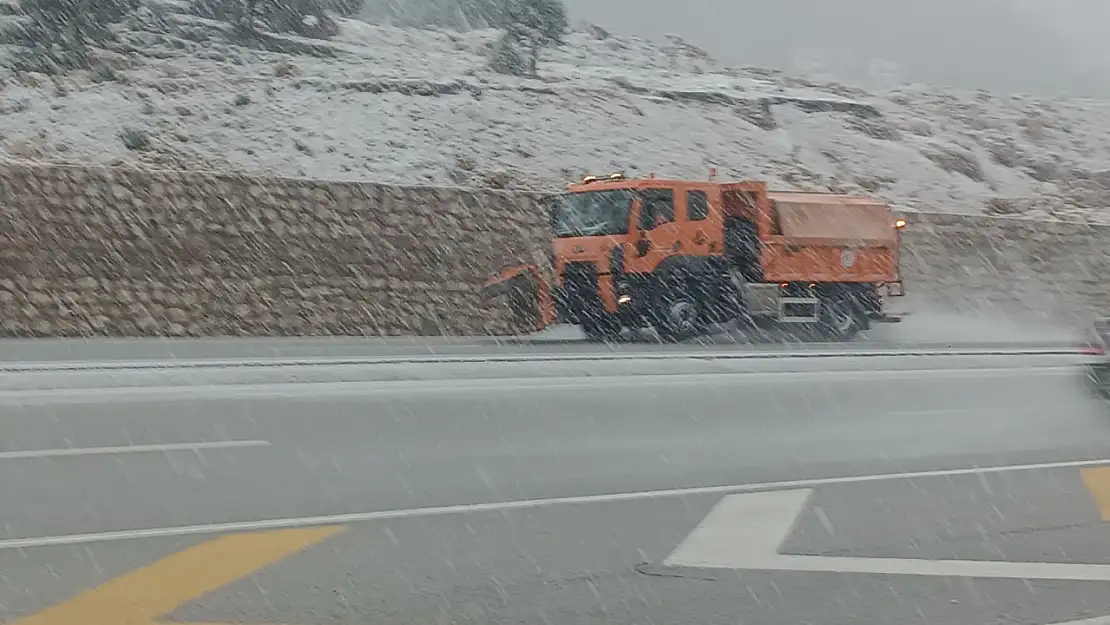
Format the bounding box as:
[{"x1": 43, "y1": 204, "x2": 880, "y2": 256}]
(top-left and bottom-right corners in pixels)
[
  {"x1": 687, "y1": 190, "x2": 709, "y2": 221},
  {"x1": 639, "y1": 190, "x2": 675, "y2": 230}
]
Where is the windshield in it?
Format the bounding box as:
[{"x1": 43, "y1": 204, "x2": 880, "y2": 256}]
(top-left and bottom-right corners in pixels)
[{"x1": 550, "y1": 190, "x2": 634, "y2": 238}]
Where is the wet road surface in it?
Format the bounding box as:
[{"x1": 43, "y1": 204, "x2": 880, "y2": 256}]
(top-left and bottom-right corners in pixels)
[{"x1": 3, "y1": 349, "x2": 1110, "y2": 625}]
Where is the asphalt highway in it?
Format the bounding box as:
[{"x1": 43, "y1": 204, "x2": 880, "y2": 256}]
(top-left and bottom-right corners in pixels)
[
  {"x1": 0, "y1": 311, "x2": 1081, "y2": 364},
  {"x1": 4, "y1": 349, "x2": 1110, "y2": 625}
]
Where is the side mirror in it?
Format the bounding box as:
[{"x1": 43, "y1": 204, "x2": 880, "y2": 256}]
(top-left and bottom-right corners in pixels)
[{"x1": 635, "y1": 231, "x2": 650, "y2": 256}]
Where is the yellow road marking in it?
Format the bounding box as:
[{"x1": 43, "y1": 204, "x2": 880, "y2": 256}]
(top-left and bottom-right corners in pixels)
[
  {"x1": 11, "y1": 525, "x2": 345, "y2": 625},
  {"x1": 1082, "y1": 467, "x2": 1110, "y2": 521}
]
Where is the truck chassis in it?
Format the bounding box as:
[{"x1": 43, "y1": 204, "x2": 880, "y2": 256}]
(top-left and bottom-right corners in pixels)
[{"x1": 558, "y1": 265, "x2": 902, "y2": 342}]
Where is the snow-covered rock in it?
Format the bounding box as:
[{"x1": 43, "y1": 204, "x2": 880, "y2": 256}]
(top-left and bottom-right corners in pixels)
[{"x1": 4, "y1": 11, "x2": 1110, "y2": 222}]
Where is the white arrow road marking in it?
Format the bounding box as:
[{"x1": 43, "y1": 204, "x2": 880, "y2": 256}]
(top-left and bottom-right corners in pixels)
[{"x1": 665, "y1": 489, "x2": 1110, "y2": 580}]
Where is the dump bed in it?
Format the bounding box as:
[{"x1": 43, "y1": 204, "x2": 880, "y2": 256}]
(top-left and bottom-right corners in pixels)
[
  {"x1": 768, "y1": 192, "x2": 896, "y2": 247},
  {"x1": 758, "y1": 191, "x2": 899, "y2": 283}
]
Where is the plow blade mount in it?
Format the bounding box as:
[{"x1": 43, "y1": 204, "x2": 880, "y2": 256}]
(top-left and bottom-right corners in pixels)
[{"x1": 481, "y1": 265, "x2": 556, "y2": 333}]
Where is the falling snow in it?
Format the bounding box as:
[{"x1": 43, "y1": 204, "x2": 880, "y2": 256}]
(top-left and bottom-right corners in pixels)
[{"x1": 4, "y1": 3, "x2": 1110, "y2": 625}]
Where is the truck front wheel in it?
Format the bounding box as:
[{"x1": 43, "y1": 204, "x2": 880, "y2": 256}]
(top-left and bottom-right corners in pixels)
[{"x1": 654, "y1": 288, "x2": 704, "y2": 342}]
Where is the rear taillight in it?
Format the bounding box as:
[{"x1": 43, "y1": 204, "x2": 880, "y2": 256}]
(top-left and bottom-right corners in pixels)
[{"x1": 1080, "y1": 343, "x2": 1106, "y2": 356}]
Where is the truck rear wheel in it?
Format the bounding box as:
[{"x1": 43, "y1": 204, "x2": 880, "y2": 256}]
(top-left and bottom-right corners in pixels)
[
  {"x1": 582, "y1": 315, "x2": 621, "y2": 342},
  {"x1": 817, "y1": 296, "x2": 861, "y2": 341}
]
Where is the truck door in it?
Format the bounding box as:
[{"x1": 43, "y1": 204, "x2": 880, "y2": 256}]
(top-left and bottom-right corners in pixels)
[{"x1": 628, "y1": 189, "x2": 680, "y2": 272}]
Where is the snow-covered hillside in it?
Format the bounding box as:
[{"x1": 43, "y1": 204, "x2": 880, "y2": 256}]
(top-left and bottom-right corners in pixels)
[{"x1": 4, "y1": 6, "x2": 1110, "y2": 222}]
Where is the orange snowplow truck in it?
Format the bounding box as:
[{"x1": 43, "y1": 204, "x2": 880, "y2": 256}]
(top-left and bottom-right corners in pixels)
[{"x1": 482, "y1": 174, "x2": 906, "y2": 341}]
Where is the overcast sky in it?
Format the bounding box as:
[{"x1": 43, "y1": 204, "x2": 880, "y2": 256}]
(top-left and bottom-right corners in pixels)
[{"x1": 560, "y1": 0, "x2": 1110, "y2": 97}]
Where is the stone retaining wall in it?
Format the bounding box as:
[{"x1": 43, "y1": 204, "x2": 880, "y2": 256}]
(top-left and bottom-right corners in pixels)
[
  {"x1": 900, "y1": 212, "x2": 1110, "y2": 325},
  {"x1": 0, "y1": 162, "x2": 549, "y2": 337},
  {"x1": 0, "y1": 161, "x2": 1107, "y2": 337}
]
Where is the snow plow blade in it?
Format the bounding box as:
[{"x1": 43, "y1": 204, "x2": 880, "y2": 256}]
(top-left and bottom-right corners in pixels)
[{"x1": 481, "y1": 265, "x2": 556, "y2": 333}]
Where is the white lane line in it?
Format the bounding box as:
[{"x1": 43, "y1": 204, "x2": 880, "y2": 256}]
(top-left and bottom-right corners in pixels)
[
  {"x1": 664, "y1": 489, "x2": 1110, "y2": 580},
  {"x1": 0, "y1": 440, "x2": 271, "y2": 460},
  {"x1": 0, "y1": 348, "x2": 1080, "y2": 371},
  {"x1": 2, "y1": 456, "x2": 1106, "y2": 550},
  {"x1": 0, "y1": 366, "x2": 1079, "y2": 405}
]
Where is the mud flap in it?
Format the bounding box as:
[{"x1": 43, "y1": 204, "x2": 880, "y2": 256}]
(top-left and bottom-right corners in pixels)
[
  {"x1": 871, "y1": 281, "x2": 908, "y2": 323},
  {"x1": 869, "y1": 312, "x2": 908, "y2": 323},
  {"x1": 481, "y1": 265, "x2": 555, "y2": 333}
]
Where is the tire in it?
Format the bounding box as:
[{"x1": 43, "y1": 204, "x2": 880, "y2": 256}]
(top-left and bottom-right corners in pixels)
[
  {"x1": 582, "y1": 315, "x2": 621, "y2": 342},
  {"x1": 816, "y1": 296, "x2": 861, "y2": 341},
  {"x1": 653, "y1": 282, "x2": 704, "y2": 342}
]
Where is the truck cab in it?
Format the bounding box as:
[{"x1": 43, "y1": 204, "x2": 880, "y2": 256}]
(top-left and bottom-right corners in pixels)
[{"x1": 550, "y1": 175, "x2": 728, "y2": 338}]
